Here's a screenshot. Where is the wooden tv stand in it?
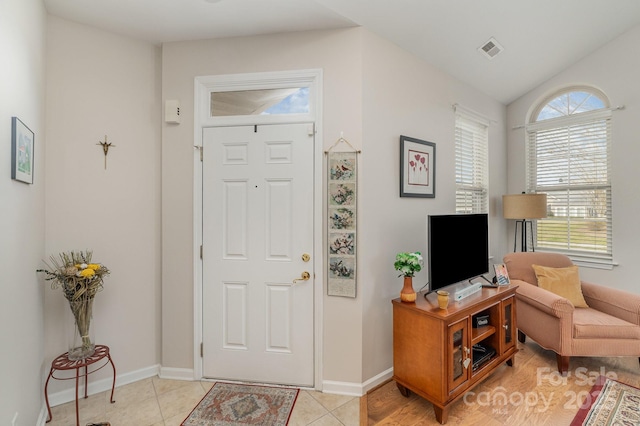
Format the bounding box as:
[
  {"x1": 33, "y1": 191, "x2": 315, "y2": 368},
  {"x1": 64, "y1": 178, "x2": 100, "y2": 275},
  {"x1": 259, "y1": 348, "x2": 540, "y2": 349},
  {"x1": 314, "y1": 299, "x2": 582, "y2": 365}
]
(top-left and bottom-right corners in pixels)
[{"x1": 392, "y1": 285, "x2": 518, "y2": 424}]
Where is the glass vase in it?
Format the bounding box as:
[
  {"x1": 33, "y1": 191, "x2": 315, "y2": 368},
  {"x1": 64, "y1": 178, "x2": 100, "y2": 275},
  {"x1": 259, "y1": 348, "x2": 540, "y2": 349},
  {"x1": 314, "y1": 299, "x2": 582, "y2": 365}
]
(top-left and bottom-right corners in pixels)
[{"x1": 67, "y1": 295, "x2": 96, "y2": 360}]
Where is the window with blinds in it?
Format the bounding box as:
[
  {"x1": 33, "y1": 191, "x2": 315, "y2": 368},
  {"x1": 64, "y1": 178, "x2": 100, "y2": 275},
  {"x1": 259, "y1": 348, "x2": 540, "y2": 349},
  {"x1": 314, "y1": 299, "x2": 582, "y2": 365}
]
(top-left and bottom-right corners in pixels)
[
  {"x1": 526, "y1": 88, "x2": 613, "y2": 266},
  {"x1": 455, "y1": 112, "x2": 488, "y2": 214}
]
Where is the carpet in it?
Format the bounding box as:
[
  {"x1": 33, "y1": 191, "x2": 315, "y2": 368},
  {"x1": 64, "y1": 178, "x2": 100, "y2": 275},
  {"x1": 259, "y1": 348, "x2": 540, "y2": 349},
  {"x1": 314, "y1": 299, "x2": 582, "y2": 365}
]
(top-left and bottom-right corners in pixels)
[
  {"x1": 570, "y1": 375, "x2": 640, "y2": 426},
  {"x1": 181, "y1": 382, "x2": 299, "y2": 426}
]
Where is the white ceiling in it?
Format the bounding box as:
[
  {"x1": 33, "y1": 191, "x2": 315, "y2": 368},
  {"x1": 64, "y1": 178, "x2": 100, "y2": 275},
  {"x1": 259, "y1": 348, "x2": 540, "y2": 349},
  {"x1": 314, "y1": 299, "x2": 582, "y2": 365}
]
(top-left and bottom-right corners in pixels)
[{"x1": 43, "y1": 0, "x2": 640, "y2": 104}]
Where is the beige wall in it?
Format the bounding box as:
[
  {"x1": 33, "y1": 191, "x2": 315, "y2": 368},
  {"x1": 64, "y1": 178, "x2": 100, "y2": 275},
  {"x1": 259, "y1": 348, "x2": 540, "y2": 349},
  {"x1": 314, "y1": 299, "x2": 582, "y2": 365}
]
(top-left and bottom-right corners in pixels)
[
  {"x1": 161, "y1": 28, "x2": 365, "y2": 384},
  {"x1": 359, "y1": 31, "x2": 508, "y2": 380},
  {"x1": 161, "y1": 28, "x2": 509, "y2": 390},
  {"x1": 507, "y1": 24, "x2": 640, "y2": 293},
  {"x1": 0, "y1": 0, "x2": 47, "y2": 424},
  {"x1": 44, "y1": 16, "x2": 162, "y2": 392}
]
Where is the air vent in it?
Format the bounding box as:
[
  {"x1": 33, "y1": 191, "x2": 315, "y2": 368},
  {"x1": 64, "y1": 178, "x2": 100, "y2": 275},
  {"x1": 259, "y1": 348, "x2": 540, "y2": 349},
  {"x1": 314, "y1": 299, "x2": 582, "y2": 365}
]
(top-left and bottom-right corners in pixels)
[{"x1": 478, "y1": 37, "x2": 504, "y2": 60}]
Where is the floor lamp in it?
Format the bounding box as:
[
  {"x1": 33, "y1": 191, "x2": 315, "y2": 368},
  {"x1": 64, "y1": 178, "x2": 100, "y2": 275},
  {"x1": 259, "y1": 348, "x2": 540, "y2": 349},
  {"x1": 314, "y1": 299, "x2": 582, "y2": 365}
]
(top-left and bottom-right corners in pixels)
[{"x1": 502, "y1": 193, "x2": 547, "y2": 252}]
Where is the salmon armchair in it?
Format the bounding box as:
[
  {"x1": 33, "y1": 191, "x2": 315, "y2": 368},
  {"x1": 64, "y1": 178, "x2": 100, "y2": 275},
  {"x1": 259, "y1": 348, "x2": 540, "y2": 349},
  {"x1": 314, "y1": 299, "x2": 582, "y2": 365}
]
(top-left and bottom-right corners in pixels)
[{"x1": 503, "y1": 252, "x2": 640, "y2": 375}]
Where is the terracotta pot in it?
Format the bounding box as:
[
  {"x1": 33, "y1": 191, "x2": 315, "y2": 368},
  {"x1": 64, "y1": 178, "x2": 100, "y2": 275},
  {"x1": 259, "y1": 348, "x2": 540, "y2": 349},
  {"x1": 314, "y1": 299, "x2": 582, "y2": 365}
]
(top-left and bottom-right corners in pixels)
[{"x1": 400, "y1": 276, "x2": 416, "y2": 302}]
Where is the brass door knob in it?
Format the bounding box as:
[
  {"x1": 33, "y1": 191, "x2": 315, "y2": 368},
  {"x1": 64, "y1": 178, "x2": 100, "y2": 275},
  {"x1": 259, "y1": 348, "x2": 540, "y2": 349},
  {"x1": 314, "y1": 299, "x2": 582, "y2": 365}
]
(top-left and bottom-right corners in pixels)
[{"x1": 293, "y1": 271, "x2": 311, "y2": 283}]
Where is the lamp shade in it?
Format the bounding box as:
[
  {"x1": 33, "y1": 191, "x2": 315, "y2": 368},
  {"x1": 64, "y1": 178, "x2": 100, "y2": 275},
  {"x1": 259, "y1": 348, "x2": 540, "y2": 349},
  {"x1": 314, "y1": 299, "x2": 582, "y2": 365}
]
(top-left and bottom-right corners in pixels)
[{"x1": 502, "y1": 193, "x2": 547, "y2": 219}]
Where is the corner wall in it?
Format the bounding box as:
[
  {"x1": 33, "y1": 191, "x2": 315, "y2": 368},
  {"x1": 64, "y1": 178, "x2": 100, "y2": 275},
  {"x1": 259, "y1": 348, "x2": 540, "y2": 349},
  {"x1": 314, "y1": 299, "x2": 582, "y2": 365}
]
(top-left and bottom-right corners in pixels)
[
  {"x1": 44, "y1": 16, "x2": 162, "y2": 393},
  {"x1": 0, "y1": 0, "x2": 47, "y2": 424},
  {"x1": 359, "y1": 31, "x2": 508, "y2": 382}
]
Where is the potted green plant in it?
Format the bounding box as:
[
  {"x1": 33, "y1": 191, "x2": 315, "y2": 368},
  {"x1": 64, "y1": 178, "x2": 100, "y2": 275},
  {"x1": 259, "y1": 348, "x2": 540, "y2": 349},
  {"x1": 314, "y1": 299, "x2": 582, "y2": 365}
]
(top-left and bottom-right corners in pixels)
[{"x1": 394, "y1": 251, "x2": 423, "y2": 302}]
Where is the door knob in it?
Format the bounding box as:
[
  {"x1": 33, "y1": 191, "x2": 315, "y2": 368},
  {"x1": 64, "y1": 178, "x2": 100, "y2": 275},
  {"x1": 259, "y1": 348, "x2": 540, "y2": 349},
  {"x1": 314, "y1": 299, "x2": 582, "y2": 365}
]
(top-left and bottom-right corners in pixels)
[
  {"x1": 302, "y1": 253, "x2": 311, "y2": 262},
  {"x1": 293, "y1": 271, "x2": 311, "y2": 283}
]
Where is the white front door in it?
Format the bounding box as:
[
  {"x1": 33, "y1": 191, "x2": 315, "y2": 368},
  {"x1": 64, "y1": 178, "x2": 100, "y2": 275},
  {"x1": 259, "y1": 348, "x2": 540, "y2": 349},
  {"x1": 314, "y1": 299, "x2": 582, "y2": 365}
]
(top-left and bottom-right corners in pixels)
[{"x1": 202, "y1": 123, "x2": 315, "y2": 387}]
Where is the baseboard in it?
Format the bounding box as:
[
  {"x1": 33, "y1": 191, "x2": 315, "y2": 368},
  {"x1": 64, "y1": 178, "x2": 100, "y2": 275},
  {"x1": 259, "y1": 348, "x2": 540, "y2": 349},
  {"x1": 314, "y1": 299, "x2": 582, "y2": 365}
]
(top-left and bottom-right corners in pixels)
[
  {"x1": 321, "y1": 380, "x2": 363, "y2": 396},
  {"x1": 36, "y1": 405, "x2": 48, "y2": 426},
  {"x1": 45, "y1": 363, "x2": 161, "y2": 408},
  {"x1": 159, "y1": 366, "x2": 196, "y2": 381},
  {"x1": 40, "y1": 361, "x2": 390, "y2": 419},
  {"x1": 322, "y1": 368, "x2": 393, "y2": 397},
  {"x1": 362, "y1": 367, "x2": 394, "y2": 394}
]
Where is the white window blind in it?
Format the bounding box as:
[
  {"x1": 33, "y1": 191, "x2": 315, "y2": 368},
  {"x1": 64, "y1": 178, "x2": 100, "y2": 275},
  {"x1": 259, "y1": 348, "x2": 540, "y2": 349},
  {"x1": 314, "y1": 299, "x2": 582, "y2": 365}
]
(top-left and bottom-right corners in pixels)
[
  {"x1": 526, "y1": 107, "x2": 613, "y2": 266},
  {"x1": 455, "y1": 112, "x2": 488, "y2": 214}
]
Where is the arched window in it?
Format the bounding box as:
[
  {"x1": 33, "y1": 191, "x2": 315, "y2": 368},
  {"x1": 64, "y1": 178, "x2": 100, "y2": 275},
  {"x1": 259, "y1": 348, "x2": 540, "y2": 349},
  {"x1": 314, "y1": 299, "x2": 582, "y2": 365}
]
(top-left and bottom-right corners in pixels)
[{"x1": 526, "y1": 87, "x2": 613, "y2": 267}]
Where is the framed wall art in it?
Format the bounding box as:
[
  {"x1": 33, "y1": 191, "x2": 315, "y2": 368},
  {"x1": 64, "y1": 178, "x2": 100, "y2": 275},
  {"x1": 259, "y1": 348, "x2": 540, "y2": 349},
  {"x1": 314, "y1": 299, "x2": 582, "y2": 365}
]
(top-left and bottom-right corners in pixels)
[
  {"x1": 400, "y1": 135, "x2": 435, "y2": 198},
  {"x1": 11, "y1": 117, "x2": 35, "y2": 184}
]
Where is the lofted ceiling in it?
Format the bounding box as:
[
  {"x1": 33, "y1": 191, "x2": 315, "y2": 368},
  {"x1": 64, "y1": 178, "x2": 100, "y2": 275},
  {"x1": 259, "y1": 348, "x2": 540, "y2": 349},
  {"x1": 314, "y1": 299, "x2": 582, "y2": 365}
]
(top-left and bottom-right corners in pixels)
[{"x1": 43, "y1": 0, "x2": 640, "y2": 104}]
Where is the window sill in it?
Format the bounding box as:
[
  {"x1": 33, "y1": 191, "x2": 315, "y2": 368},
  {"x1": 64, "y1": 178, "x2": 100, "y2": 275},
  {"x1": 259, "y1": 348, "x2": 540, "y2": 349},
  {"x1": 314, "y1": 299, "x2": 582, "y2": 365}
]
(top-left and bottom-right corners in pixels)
[{"x1": 535, "y1": 250, "x2": 617, "y2": 270}]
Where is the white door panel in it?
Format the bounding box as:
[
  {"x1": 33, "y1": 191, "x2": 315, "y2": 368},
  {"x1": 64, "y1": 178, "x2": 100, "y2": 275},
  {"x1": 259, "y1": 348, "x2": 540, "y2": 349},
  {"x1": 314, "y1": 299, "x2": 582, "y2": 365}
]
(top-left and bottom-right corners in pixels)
[{"x1": 202, "y1": 123, "x2": 314, "y2": 386}]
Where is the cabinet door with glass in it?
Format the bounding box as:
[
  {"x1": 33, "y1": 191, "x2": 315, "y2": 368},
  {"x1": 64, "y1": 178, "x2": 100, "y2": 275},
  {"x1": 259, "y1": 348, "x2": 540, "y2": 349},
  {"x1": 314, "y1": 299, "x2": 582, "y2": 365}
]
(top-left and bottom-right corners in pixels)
[
  {"x1": 501, "y1": 296, "x2": 516, "y2": 354},
  {"x1": 447, "y1": 318, "x2": 470, "y2": 394}
]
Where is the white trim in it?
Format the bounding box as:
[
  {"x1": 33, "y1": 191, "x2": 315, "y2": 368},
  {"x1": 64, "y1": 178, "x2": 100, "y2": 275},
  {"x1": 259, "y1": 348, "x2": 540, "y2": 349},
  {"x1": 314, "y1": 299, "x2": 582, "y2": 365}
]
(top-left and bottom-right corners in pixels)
[
  {"x1": 527, "y1": 84, "x2": 610, "y2": 124},
  {"x1": 44, "y1": 363, "x2": 160, "y2": 408},
  {"x1": 526, "y1": 108, "x2": 613, "y2": 132},
  {"x1": 193, "y1": 78, "x2": 203, "y2": 382},
  {"x1": 193, "y1": 69, "x2": 324, "y2": 389},
  {"x1": 312, "y1": 73, "x2": 324, "y2": 391},
  {"x1": 321, "y1": 368, "x2": 393, "y2": 397},
  {"x1": 532, "y1": 250, "x2": 618, "y2": 270},
  {"x1": 159, "y1": 366, "x2": 197, "y2": 381},
  {"x1": 36, "y1": 406, "x2": 48, "y2": 426},
  {"x1": 452, "y1": 103, "x2": 494, "y2": 126},
  {"x1": 573, "y1": 259, "x2": 616, "y2": 270},
  {"x1": 321, "y1": 380, "x2": 364, "y2": 397},
  {"x1": 362, "y1": 367, "x2": 394, "y2": 394},
  {"x1": 196, "y1": 69, "x2": 319, "y2": 127}
]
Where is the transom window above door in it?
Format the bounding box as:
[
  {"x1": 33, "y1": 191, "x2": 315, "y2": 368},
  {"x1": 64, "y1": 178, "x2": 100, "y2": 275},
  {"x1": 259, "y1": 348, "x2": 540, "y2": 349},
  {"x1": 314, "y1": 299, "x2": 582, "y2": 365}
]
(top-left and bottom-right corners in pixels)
[{"x1": 210, "y1": 87, "x2": 309, "y2": 117}]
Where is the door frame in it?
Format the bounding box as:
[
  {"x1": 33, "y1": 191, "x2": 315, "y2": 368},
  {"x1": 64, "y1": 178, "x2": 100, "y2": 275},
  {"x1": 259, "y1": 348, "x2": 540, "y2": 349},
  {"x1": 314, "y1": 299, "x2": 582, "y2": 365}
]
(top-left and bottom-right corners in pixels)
[{"x1": 193, "y1": 69, "x2": 324, "y2": 389}]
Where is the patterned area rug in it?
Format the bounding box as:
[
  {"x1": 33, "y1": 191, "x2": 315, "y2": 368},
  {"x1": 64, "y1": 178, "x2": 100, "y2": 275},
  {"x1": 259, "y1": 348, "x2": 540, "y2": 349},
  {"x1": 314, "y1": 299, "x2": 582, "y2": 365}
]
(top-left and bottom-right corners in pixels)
[
  {"x1": 182, "y1": 382, "x2": 299, "y2": 426},
  {"x1": 570, "y1": 375, "x2": 640, "y2": 426}
]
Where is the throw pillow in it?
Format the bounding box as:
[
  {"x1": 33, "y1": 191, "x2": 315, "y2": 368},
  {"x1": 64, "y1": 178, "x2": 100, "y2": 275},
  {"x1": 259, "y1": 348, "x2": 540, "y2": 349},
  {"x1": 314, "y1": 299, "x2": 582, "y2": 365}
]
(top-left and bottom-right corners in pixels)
[{"x1": 531, "y1": 264, "x2": 589, "y2": 308}]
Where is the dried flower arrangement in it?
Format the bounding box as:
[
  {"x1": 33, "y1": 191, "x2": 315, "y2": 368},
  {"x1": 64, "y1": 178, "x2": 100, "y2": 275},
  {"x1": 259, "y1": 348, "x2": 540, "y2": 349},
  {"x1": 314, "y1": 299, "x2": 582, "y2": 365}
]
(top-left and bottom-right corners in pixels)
[{"x1": 38, "y1": 250, "x2": 110, "y2": 359}]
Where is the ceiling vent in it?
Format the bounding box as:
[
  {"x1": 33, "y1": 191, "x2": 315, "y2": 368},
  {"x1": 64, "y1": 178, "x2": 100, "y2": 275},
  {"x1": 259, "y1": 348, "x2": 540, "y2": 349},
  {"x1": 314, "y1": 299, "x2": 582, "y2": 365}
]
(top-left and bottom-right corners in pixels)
[{"x1": 478, "y1": 37, "x2": 504, "y2": 60}]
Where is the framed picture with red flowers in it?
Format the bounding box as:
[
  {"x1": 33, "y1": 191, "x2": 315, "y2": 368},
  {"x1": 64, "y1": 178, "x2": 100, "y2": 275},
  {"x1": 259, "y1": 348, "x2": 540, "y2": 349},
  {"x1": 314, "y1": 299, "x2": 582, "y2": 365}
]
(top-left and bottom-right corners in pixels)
[{"x1": 400, "y1": 135, "x2": 435, "y2": 198}]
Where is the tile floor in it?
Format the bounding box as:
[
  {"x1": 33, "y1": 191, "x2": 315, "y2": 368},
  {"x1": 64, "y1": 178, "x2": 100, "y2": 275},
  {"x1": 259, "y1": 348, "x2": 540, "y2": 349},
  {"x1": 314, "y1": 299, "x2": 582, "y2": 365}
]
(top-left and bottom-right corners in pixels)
[{"x1": 46, "y1": 376, "x2": 361, "y2": 426}]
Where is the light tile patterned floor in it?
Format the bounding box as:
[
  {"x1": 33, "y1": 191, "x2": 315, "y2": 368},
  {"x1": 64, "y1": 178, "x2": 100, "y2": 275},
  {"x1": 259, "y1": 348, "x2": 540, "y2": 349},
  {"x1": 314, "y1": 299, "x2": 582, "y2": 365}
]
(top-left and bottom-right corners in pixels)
[{"x1": 46, "y1": 376, "x2": 360, "y2": 426}]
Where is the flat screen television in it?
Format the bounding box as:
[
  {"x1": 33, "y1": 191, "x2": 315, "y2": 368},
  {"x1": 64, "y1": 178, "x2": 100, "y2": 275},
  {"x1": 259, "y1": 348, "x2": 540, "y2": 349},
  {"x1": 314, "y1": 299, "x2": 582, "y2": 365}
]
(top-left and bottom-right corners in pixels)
[{"x1": 427, "y1": 213, "x2": 489, "y2": 292}]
